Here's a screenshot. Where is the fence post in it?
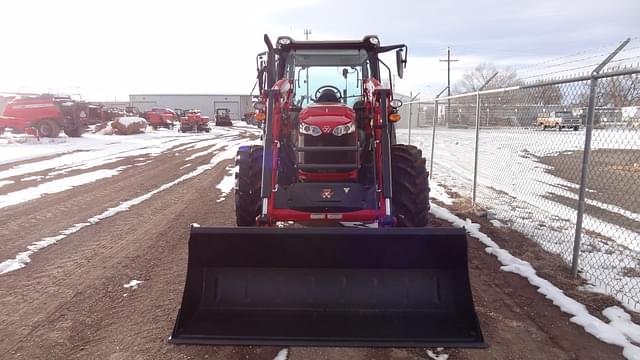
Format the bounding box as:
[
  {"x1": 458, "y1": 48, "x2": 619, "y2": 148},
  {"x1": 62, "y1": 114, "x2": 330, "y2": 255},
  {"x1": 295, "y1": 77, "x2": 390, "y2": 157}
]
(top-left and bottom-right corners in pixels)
[
  {"x1": 407, "y1": 92, "x2": 420, "y2": 145},
  {"x1": 430, "y1": 101, "x2": 437, "y2": 178},
  {"x1": 430, "y1": 87, "x2": 448, "y2": 179},
  {"x1": 408, "y1": 102, "x2": 412, "y2": 144},
  {"x1": 571, "y1": 38, "x2": 630, "y2": 276},
  {"x1": 472, "y1": 72, "x2": 498, "y2": 205}
]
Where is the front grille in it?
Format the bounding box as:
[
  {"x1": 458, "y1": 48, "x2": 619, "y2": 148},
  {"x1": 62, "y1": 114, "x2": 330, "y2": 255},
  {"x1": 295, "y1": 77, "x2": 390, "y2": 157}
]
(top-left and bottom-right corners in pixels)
[{"x1": 297, "y1": 133, "x2": 357, "y2": 171}]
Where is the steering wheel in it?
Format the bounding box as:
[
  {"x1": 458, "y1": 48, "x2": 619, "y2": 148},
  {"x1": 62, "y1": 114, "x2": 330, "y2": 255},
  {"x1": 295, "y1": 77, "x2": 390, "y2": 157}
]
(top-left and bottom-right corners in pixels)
[{"x1": 313, "y1": 85, "x2": 343, "y2": 102}]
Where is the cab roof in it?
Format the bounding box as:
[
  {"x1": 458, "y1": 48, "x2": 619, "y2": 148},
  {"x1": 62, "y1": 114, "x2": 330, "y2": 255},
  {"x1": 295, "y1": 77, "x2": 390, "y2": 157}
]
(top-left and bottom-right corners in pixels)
[{"x1": 275, "y1": 35, "x2": 382, "y2": 52}]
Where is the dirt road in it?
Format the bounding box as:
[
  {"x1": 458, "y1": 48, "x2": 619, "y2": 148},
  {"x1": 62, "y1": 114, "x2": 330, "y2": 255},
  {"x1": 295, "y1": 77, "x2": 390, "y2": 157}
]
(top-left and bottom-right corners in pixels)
[{"x1": 0, "y1": 127, "x2": 626, "y2": 359}]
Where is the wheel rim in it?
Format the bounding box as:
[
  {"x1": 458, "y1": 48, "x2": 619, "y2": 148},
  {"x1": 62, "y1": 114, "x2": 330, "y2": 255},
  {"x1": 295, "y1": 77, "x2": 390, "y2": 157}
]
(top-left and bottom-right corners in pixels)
[{"x1": 40, "y1": 123, "x2": 52, "y2": 136}]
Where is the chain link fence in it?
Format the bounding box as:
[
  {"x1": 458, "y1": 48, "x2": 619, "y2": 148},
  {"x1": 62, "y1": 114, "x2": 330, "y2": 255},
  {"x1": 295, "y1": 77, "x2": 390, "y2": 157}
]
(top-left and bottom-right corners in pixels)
[{"x1": 400, "y1": 41, "x2": 640, "y2": 311}]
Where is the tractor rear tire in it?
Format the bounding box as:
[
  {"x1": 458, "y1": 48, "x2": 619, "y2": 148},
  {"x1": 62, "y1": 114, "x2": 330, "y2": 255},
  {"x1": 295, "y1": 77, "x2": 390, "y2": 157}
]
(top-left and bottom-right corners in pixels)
[
  {"x1": 235, "y1": 145, "x2": 263, "y2": 226},
  {"x1": 38, "y1": 120, "x2": 60, "y2": 138},
  {"x1": 391, "y1": 144, "x2": 430, "y2": 227}
]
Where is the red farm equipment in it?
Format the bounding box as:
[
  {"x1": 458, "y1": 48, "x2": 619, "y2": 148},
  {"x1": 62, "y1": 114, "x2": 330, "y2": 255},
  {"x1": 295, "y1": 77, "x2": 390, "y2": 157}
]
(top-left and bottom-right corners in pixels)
[
  {"x1": 0, "y1": 94, "x2": 99, "y2": 137},
  {"x1": 178, "y1": 109, "x2": 211, "y2": 133},
  {"x1": 171, "y1": 35, "x2": 484, "y2": 348},
  {"x1": 214, "y1": 108, "x2": 233, "y2": 126},
  {"x1": 143, "y1": 108, "x2": 177, "y2": 129}
]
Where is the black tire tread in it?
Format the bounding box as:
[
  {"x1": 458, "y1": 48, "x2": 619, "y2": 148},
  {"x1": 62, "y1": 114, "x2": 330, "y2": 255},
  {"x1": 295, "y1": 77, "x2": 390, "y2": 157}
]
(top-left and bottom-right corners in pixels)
[
  {"x1": 235, "y1": 145, "x2": 263, "y2": 226},
  {"x1": 391, "y1": 144, "x2": 430, "y2": 227}
]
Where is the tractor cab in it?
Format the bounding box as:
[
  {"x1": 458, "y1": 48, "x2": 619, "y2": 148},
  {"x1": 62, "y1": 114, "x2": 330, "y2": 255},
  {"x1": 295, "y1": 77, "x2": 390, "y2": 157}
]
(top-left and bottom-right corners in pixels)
[
  {"x1": 214, "y1": 108, "x2": 232, "y2": 126},
  {"x1": 281, "y1": 44, "x2": 384, "y2": 183}
]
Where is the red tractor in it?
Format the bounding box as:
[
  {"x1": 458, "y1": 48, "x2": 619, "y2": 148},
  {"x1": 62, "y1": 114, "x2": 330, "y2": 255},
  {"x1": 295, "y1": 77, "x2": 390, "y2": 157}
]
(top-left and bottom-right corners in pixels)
[
  {"x1": 214, "y1": 108, "x2": 232, "y2": 126},
  {"x1": 178, "y1": 109, "x2": 211, "y2": 132},
  {"x1": 0, "y1": 95, "x2": 97, "y2": 137},
  {"x1": 172, "y1": 35, "x2": 483, "y2": 347},
  {"x1": 143, "y1": 108, "x2": 177, "y2": 129}
]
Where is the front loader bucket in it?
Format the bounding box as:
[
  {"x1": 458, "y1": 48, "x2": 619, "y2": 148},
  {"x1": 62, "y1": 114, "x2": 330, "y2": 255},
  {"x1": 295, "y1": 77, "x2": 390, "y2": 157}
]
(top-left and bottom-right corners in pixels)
[{"x1": 170, "y1": 227, "x2": 485, "y2": 347}]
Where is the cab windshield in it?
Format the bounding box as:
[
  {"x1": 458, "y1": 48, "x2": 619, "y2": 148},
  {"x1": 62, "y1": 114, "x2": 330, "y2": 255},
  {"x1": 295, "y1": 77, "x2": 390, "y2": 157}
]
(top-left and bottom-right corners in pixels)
[{"x1": 284, "y1": 49, "x2": 370, "y2": 107}]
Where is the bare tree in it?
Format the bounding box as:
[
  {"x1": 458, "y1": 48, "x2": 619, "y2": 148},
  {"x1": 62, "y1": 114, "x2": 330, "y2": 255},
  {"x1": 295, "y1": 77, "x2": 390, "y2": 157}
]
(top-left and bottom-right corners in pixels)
[
  {"x1": 597, "y1": 74, "x2": 640, "y2": 107},
  {"x1": 522, "y1": 81, "x2": 564, "y2": 106},
  {"x1": 453, "y1": 63, "x2": 522, "y2": 94}
]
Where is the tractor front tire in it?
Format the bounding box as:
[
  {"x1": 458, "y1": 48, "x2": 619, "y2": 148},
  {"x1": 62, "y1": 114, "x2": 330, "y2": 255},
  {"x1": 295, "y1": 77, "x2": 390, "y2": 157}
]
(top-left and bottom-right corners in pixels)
[
  {"x1": 391, "y1": 144, "x2": 430, "y2": 227},
  {"x1": 235, "y1": 145, "x2": 263, "y2": 226},
  {"x1": 38, "y1": 120, "x2": 60, "y2": 138}
]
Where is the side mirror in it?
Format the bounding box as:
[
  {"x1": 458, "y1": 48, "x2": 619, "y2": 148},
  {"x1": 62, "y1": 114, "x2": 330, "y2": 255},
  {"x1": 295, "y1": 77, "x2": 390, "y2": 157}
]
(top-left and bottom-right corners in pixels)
[
  {"x1": 342, "y1": 68, "x2": 348, "y2": 79},
  {"x1": 396, "y1": 49, "x2": 406, "y2": 79}
]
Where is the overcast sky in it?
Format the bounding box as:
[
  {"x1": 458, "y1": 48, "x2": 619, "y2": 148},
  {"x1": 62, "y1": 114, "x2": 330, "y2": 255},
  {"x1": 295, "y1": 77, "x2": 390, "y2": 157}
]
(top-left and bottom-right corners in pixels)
[{"x1": 0, "y1": 0, "x2": 638, "y2": 101}]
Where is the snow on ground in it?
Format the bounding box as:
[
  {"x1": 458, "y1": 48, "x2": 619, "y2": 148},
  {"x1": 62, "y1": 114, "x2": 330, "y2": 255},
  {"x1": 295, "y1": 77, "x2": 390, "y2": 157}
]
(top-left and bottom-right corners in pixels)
[
  {"x1": 0, "y1": 139, "x2": 247, "y2": 274},
  {"x1": 0, "y1": 133, "x2": 71, "y2": 164},
  {"x1": 603, "y1": 306, "x2": 640, "y2": 344},
  {"x1": 185, "y1": 141, "x2": 229, "y2": 161},
  {"x1": 0, "y1": 126, "x2": 252, "y2": 209},
  {"x1": 216, "y1": 165, "x2": 237, "y2": 203},
  {"x1": 426, "y1": 348, "x2": 449, "y2": 360},
  {"x1": 0, "y1": 166, "x2": 128, "y2": 209},
  {"x1": 0, "y1": 180, "x2": 14, "y2": 188},
  {"x1": 123, "y1": 280, "x2": 142, "y2": 289},
  {"x1": 0, "y1": 125, "x2": 243, "y2": 173},
  {"x1": 272, "y1": 348, "x2": 288, "y2": 360},
  {"x1": 402, "y1": 127, "x2": 640, "y2": 310},
  {"x1": 430, "y1": 184, "x2": 640, "y2": 359}
]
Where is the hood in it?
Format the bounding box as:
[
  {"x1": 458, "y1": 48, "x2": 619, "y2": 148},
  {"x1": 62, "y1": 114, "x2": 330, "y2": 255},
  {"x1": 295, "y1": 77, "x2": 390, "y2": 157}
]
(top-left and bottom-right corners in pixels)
[{"x1": 299, "y1": 103, "x2": 355, "y2": 127}]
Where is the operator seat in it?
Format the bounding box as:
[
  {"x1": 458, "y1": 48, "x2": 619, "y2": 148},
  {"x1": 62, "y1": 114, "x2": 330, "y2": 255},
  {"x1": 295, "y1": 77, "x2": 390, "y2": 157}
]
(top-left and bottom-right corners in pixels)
[{"x1": 316, "y1": 89, "x2": 340, "y2": 103}]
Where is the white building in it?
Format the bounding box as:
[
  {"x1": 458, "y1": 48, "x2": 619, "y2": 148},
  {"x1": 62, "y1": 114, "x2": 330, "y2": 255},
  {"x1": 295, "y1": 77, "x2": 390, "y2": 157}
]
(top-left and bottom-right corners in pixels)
[{"x1": 129, "y1": 94, "x2": 253, "y2": 120}]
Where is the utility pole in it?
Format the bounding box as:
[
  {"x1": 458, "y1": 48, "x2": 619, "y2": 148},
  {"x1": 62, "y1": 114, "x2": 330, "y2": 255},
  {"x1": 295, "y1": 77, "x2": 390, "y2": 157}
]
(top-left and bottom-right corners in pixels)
[
  {"x1": 304, "y1": 28, "x2": 312, "y2": 40},
  {"x1": 440, "y1": 47, "x2": 458, "y2": 126}
]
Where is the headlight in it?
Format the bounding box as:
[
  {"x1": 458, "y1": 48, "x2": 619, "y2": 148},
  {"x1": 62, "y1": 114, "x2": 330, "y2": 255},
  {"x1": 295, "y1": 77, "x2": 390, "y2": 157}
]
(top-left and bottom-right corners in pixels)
[
  {"x1": 278, "y1": 37, "x2": 292, "y2": 45},
  {"x1": 390, "y1": 99, "x2": 403, "y2": 108},
  {"x1": 299, "y1": 122, "x2": 322, "y2": 136},
  {"x1": 332, "y1": 123, "x2": 355, "y2": 136}
]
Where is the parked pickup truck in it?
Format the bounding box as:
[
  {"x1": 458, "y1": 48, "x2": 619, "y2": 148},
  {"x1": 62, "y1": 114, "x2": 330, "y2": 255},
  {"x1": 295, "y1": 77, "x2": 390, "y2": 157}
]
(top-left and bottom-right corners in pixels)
[{"x1": 536, "y1": 111, "x2": 581, "y2": 131}]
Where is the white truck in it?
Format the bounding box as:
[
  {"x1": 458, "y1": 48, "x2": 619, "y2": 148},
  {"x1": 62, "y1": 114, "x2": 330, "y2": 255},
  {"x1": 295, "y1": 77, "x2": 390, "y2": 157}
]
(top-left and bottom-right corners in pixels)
[{"x1": 536, "y1": 111, "x2": 582, "y2": 131}]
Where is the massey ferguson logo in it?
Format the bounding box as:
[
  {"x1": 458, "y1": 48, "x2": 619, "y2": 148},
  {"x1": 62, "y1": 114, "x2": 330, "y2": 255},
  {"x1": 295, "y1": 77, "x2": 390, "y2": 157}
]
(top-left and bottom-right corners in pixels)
[
  {"x1": 321, "y1": 125, "x2": 332, "y2": 133},
  {"x1": 320, "y1": 188, "x2": 334, "y2": 199}
]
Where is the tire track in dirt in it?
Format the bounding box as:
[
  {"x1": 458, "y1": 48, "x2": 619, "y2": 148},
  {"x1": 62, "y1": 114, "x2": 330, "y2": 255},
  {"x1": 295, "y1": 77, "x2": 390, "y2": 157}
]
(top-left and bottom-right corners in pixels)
[
  {"x1": 0, "y1": 155, "x2": 238, "y2": 358},
  {"x1": 0, "y1": 132, "x2": 247, "y2": 261}
]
